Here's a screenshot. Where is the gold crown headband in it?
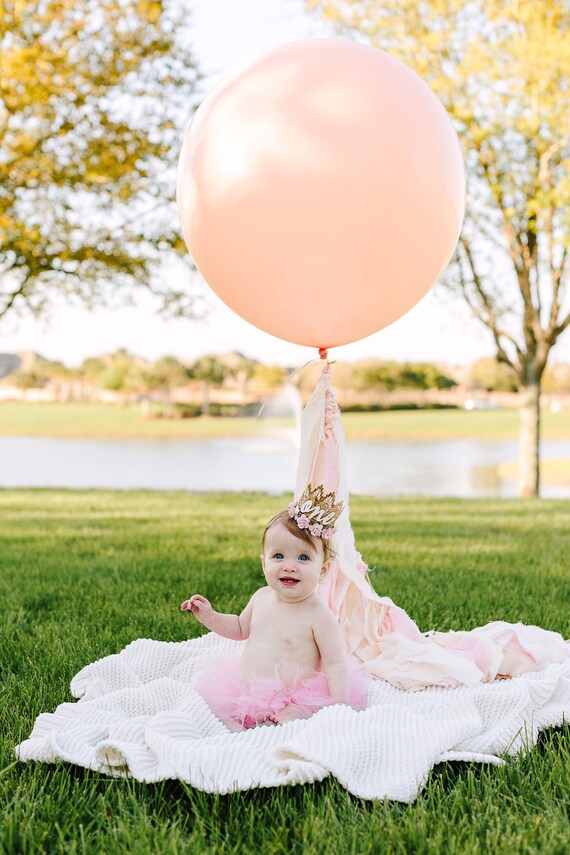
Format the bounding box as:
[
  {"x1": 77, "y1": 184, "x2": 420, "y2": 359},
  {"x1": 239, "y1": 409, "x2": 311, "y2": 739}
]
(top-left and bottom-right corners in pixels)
[{"x1": 288, "y1": 483, "x2": 344, "y2": 539}]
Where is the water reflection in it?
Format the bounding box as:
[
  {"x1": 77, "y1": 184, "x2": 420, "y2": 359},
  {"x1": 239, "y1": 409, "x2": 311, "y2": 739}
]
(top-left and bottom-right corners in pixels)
[{"x1": 1, "y1": 435, "x2": 569, "y2": 498}]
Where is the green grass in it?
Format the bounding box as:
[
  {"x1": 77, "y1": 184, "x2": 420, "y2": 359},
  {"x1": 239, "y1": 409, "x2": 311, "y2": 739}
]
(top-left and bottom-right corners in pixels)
[
  {"x1": 1, "y1": 400, "x2": 570, "y2": 439},
  {"x1": 1, "y1": 490, "x2": 569, "y2": 854},
  {"x1": 0, "y1": 402, "x2": 281, "y2": 439}
]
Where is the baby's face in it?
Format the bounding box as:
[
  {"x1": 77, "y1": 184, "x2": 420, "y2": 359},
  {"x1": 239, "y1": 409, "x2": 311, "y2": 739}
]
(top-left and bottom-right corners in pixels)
[{"x1": 262, "y1": 522, "x2": 325, "y2": 603}]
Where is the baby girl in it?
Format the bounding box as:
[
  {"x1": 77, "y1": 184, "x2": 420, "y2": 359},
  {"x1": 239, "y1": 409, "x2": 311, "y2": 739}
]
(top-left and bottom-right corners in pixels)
[{"x1": 181, "y1": 502, "x2": 369, "y2": 730}]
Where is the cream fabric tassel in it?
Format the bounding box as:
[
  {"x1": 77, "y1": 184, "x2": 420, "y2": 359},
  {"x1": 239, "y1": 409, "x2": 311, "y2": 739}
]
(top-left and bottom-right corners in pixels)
[{"x1": 295, "y1": 365, "x2": 569, "y2": 690}]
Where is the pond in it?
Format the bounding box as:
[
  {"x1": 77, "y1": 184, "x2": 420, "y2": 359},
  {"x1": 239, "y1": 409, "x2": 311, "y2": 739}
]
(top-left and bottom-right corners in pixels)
[{"x1": 1, "y1": 434, "x2": 569, "y2": 498}]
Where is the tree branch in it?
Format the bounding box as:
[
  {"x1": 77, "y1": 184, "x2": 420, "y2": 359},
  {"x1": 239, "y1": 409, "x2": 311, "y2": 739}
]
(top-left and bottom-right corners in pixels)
[
  {"x1": 546, "y1": 244, "x2": 568, "y2": 345},
  {"x1": 552, "y1": 307, "x2": 570, "y2": 340},
  {"x1": 537, "y1": 136, "x2": 569, "y2": 346},
  {"x1": 0, "y1": 277, "x2": 29, "y2": 318},
  {"x1": 475, "y1": 140, "x2": 543, "y2": 349},
  {"x1": 458, "y1": 237, "x2": 522, "y2": 372}
]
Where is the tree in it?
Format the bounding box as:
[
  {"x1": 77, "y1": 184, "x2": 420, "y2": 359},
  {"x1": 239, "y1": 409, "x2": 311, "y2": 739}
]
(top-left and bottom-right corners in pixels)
[
  {"x1": 355, "y1": 360, "x2": 402, "y2": 392},
  {"x1": 188, "y1": 355, "x2": 226, "y2": 416},
  {"x1": 8, "y1": 370, "x2": 43, "y2": 391},
  {"x1": 98, "y1": 349, "x2": 143, "y2": 404},
  {"x1": 311, "y1": 0, "x2": 570, "y2": 496},
  {"x1": 470, "y1": 358, "x2": 519, "y2": 393},
  {"x1": 253, "y1": 363, "x2": 287, "y2": 390},
  {"x1": 78, "y1": 356, "x2": 107, "y2": 400},
  {"x1": 147, "y1": 355, "x2": 188, "y2": 418},
  {"x1": 233, "y1": 356, "x2": 259, "y2": 399},
  {"x1": 542, "y1": 362, "x2": 570, "y2": 394},
  {"x1": 399, "y1": 363, "x2": 456, "y2": 391},
  {"x1": 354, "y1": 360, "x2": 455, "y2": 392},
  {"x1": 0, "y1": 0, "x2": 200, "y2": 321},
  {"x1": 38, "y1": 359, "x2": 79, "y2": 401}
]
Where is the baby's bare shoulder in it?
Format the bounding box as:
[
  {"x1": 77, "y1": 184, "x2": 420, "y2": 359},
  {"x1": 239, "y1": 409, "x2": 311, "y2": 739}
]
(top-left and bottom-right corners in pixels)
[
  {"x1": 250, "y1": 586, "x2": 271, "y2": 606},
  {"x1": 309, "y1": 595, "x2": 338, "y2": 623},
  {"x1": 254, "y1": 585, "x2": 271, "y2": 598}
]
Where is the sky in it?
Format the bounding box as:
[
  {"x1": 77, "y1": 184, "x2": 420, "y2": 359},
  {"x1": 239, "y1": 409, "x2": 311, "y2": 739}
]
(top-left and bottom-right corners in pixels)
[{"x1": 2, "y1": 0, "x2": 568, "y2": 369}]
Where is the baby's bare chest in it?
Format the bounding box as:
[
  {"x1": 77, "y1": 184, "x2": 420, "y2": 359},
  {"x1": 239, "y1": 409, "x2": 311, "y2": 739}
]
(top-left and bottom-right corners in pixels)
[{"x1": 250, "y1": 602, "x2": 316, "y2": 647}]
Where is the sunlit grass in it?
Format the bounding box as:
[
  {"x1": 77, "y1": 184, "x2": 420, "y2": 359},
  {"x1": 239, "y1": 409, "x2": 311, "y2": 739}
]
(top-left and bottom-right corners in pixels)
[
  {"x1": 499, "y1": 458, "x2": 570, "y2": 487},
  {"x1": 1, "y1": 490, "x2": 569, "y2": 853},
  {"x1": 1, "y1": 400, "x2": 570, "y2": 439}
]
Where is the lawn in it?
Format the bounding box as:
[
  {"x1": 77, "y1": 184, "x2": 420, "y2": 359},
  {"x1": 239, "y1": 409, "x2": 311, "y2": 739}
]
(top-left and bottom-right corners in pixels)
[
  {"x1": 1, "y1": 490, "x2": 569, "y2": 854},
  {"x1": 1, "y1": 400, "x2": 570, "y2": 440}
]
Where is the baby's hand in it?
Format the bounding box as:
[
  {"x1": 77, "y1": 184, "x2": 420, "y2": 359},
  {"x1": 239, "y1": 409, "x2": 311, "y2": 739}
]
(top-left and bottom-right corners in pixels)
[{"x1": 180, "y1": 594, "x2": 212, "y2": 621}]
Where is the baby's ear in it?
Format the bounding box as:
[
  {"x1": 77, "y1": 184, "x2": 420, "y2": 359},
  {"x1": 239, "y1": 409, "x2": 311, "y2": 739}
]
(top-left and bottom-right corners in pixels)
[{"x1": 320, "y1": 561, "x2": 330, "y2": 578}]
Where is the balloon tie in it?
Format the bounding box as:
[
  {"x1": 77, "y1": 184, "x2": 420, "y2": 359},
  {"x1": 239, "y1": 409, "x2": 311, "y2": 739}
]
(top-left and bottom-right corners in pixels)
[{"x1": 318, "y1": 347, "x2": 328, "y2": 361}]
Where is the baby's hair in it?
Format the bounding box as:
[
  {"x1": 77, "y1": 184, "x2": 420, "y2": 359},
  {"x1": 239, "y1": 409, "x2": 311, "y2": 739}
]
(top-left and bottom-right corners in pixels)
[{"x1": 262, "y1": 509, "x2": 332, "y2": 564}]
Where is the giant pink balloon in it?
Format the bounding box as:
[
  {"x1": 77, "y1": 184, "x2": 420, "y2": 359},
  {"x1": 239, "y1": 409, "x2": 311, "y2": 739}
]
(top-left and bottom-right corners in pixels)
[{"x1": 177, "y1": 39, "x2": 465, "y2": 348}]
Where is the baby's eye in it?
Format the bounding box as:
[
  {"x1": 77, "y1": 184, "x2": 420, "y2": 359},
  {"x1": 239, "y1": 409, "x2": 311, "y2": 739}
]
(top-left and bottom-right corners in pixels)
[
  {"x1": 299, "y1": 554, "x2": 310, "y2": 561},
  {"x1": 273, "y1": 552, "x2": 284, "y2": 559}
]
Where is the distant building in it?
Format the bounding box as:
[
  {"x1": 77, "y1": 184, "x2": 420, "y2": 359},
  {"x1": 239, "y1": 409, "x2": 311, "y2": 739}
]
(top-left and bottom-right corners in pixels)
[{"x1": 0, "y1": 353, "x2": 22, "y2": 380}]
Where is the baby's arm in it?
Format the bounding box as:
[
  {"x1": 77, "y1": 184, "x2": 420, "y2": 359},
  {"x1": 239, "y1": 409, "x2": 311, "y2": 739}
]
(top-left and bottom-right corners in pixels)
[
  {"x1": 180, "y1": 593, "x2": 256, "y2": 641},
  {"x1": 313, "y1": 607, "x2": 350, "y2": 705}
]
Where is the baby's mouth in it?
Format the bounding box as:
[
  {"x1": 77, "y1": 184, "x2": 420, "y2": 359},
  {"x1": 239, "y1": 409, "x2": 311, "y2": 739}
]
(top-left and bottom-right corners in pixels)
[{"x1": 279, "y1": 576, "x2": 300, "y2": 587}]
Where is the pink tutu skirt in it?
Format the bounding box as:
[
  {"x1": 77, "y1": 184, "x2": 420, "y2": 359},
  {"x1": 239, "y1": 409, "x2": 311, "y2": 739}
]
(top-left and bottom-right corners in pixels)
[{"x1": 196, "y1": 655, "x2": 370, "y2": 731}]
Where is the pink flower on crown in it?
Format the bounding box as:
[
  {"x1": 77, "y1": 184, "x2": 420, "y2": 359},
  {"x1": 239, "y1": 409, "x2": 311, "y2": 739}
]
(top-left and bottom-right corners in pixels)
[
  {"x1": 322, "y1": 526, "x2": 335, "y2": 539},
  {"x1": 288, "y1": 502, "x2": 298, "y2": 519},
  {"x1": 309, "y1": 523, "x2": 323, "y2": 537},
  {"x1": 296, "y1": 514, "x2": 310, "y2": 529}
]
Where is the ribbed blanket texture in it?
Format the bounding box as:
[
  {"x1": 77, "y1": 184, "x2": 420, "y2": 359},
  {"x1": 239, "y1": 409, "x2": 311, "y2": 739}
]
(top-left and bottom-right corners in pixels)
[{"x1": 16, "y1": 632, "x2": 570, "y2": 802}]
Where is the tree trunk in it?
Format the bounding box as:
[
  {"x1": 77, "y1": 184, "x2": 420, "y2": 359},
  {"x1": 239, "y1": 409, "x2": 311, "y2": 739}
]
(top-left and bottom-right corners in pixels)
[
  {"x1": 140, "y1": 397, "x2": 151, "y2": 419},
  {"x1": 519, "y1": 380, "x2": 540, "y2": 498},
  {"x1": 202, "y1": 381, "x2": 210, "y2": 417},
  {"x1": 163, "y1": 389, "x2": 172, "y2": 419}
]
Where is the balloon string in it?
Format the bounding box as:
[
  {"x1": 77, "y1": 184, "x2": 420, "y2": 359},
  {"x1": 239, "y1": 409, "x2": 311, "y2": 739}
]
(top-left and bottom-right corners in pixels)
[{"x1": 257, "y1": 347, "x2": 333, "y2": 419}]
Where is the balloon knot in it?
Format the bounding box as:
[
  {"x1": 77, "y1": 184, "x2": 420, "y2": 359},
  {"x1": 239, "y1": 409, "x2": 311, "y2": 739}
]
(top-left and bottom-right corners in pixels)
[{"x1": 318, "y1": 348, "x2": 328, "y2": 361}]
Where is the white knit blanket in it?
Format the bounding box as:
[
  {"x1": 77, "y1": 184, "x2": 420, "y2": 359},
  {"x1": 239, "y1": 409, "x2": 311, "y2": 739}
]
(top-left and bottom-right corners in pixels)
[{"x1": 16, "y1": 633, "x2": 570, "y2": 802}]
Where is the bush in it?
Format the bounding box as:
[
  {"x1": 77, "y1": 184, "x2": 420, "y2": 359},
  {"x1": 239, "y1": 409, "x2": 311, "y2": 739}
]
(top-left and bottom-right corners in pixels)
[
  {"x1": 341, "y1": 403, "x2": 459, "y2": 413},
  {"x1": 170, "y1": 403, "x2": 202, "y2": 419}
]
